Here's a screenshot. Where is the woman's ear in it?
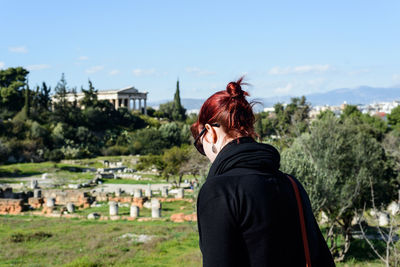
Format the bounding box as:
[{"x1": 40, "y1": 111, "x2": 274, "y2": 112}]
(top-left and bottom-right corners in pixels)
[{"x1": 204, "y1": 123, "x2": 218, "y2": 144}]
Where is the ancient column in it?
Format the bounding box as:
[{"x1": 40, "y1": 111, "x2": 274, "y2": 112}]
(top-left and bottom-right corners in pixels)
[
  {"x1": 33, "y1": 189, "x2": 41, "y2": 198},
  {"x1": 127, "y1": 98, "x2": 131, "y2": 110},
  {"x1": 133, "y1": 188, "x2": 142, "y2": 198},
  {"x1": 66, "y1": 203, "x2": 75, "y2": 213},
  {"x1": 130, "y1": 205, "x2": 139, "y2": 218},
  {"x1": 133, "y1": 99, "x2": 136, "y2": 110},
  {"x1": 138, "y1": 99, "x2": 142, "y2": 113},
  {"x1": 151, "y1": 199, "x2": 161, "y2": 218},
  {"x1": 30, "y1": 180, "x2": 38, "y2": 189},
  {"x1": 144, "y1": 99, "x2": 147, "y2": 115},
  {"x1": 145, "y1": 184, "x2": 152, "y2": 197},
  {"x1": 176, "y1": 188, "x2": 184, "y2": 199},
  {"x1": 115, "y1": 188, "x2": 122, "y2": 197},
  {"x1": 161, "y1": 187, "x2": 168, "y2": 197},
  {"x1": 46, "y1": 197, "x2": 55, "y2": 208},
  {"x1": 109, "y1": 201, "x2": 118, "y2": 216}
]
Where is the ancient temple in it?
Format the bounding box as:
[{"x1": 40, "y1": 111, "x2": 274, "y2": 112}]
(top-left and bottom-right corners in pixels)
[{"x1": 54, "y1": 86, "x2": 148, "y2": 115}]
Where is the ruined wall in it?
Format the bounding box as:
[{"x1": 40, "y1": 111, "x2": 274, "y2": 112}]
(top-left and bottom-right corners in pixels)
[
  {"x1": 107, "y1": 196, "x2": 146, "y2": 208},
  {"x1": 28, "y1": 197, "x2": 44, "y2": 209},
  {"x1": 0, "y1": 199, "x2": 25, "y2": 214},
  {"x1": 42, "y1": 190, "x2": 92, "y2": 207}
]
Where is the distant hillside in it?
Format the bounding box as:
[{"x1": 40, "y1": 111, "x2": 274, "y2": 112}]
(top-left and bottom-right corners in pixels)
[
  {"x1": 303, "y1": 86, "x2": 400, "y2": 106},
  {"x1": 257, "y1": 86, "x2": 400, "y2": 107},
  {"x1": 149, "y1": 86, "x2": 400, "y2": 110}
]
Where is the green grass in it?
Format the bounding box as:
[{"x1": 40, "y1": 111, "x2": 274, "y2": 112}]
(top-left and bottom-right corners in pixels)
[
  {"x1": 0, "y1": 179, "x2": 23, "y2": 184},
  {"x1": 0, "y1": 212, "x2": 396, "y2": 266},
  {"x1": 0, "y1": 162, "x2": 89, "y2": 178},
  {"x1": 72, "y1": 199, "x2": 195, "y2": 218},
  {"x1": 0, "y1": 215, "x2": 200, "y2": 267},
  {"x1": 102, "y1": 178, "x2": 166, "y2": 185},
  {"x1": 0, "y1": 159, "x2": 188, "y2": 185}
]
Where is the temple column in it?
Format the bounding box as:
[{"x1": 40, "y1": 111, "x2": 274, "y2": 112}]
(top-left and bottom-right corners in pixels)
[
  {"x1": 144, "y1": 99, "x2": 147, "y2": 115},
  {"x1": 139, "y1": 99, "x2": 142, "y2": 113},
  {"x1": 133, "y1": 99, "x2": 136, "y2": 110}
]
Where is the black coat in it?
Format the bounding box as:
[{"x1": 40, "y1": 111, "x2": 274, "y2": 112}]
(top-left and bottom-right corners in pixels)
[{"x1": 197, "y1": 137, "x2": 335, "y2": 267}]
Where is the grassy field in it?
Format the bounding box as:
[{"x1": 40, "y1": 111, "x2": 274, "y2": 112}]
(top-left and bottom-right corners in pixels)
[
  {"x1": 0, "y1": 159, "x2": 394, "y2": 266},
  {"x1": 0, "y1": 210, "x2": 392, "y2": 267},
  {"x1": 0, "y1": 158, "x2": 196, "y2": 187},
  {"x1": 0, "y1": 215, "x2": 390, "y2": 267},
  {"x1": 0, "y1": 215, "x2": 201, "y2": 267}
]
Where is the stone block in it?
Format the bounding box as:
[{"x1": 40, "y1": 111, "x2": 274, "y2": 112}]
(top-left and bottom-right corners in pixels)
[
  {"x1": 28, "y1": 197, "x2": 44, "y2": 209},
  {"x1": 0, "y1": 199, "x2": 24, "y2": 214}
]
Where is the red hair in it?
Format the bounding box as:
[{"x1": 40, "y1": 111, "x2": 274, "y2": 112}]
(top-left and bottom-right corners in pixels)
[{"x1": 191, "y1": 77, "x2": 257, "y2": 141}]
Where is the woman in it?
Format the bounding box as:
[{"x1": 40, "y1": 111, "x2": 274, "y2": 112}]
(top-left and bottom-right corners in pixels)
[{"x1": 191, "y1": 78, "x2": 335, "y2": 267}]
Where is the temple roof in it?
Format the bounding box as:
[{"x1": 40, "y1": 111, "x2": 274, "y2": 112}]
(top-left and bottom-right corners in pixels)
[{"x1": 102, "y1": 86, "x2": 139, "y2": 94}]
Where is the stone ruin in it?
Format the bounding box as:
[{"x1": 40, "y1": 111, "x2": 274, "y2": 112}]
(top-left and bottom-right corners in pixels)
[
  {"x1": 42, "y1": 189, "x2": 93, "y2": 208},
  {"x1": 0, "y1": 187, "x2": 94, "y2": 215},
  {"x1": 0, "y1": 184, "x2": 196, "y2": 222},
  {"x1": 0, "y1": 187, "x2": 31, "y2": 214}
]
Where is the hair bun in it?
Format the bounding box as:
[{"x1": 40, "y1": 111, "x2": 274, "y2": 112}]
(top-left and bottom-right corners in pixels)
[{"x1": 226, "y1": 77, "x2": 248, "y2": 98}]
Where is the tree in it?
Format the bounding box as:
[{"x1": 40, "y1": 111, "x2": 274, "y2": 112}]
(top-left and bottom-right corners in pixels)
[
  {"x1": 80, "y1": 80, "x2": 98, "y2": 108},
  {"x1": 0, "y1": 67, "x2": 29, "y2": 115},
  {"x1": 24, "y1": 81, "x2": 31, "y2": 118},
  {"x1": 159, "y1": 122, "x2": 182, "y2": 147},
  {"x1": 172, "y1": 80, "x2": 186, "y2": 121},
  {"x1": 254, "y1": 113, "x2": 263, "y2": 139},
  {"x1": 179, "y1": 146, "x2": 210, "y2": 180},
  {"x1": 39, "y1": 82, "x2": 51, "y2": 111},
  {"x1": 281, "y1": 114, "x2": 395, "y2": 261},
  {"x1": 388, "y1": 106, "x2": 400, "y2": 128},
  {"x1": 161, "y1": 145, "x2": 189, "y2": 184},
  {"x1": 129, "y1": 128, "x2": 166, "y2": 155},
  {"x1": 268, "y1": 96, "x2": 311, "y2": 146},
  {"x1": 53, "y1": 73, "x2": 69, "y2": 110},
  {"x1": 158, "y1": 101, "x2": 174, "y2": 119},
  {"x1": 341, "y1": 104, "x2": 362, "y2": 119}
]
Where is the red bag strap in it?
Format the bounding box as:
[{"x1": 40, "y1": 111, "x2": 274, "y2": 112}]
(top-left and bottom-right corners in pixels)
[{"x1": 287, "y1": 175, "x2": 312, "y2": 267}]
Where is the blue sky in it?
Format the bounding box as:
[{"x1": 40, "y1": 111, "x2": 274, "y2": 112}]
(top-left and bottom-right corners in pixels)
[{"x1": 1, "y1": 0, "x2": 399, "y2": 101}]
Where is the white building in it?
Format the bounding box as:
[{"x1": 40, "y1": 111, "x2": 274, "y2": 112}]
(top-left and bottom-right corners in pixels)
[{"x1": 52, "y1": 86, "x2": 148, "y2": 115}]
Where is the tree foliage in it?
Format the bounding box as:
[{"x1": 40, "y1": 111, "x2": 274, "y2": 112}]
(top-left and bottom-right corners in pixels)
[
  {"x1": 281, "y1": 114, "x2": 396, "y2": 260},
  {"x1": 388, "y1": 106, "x2": 400, "y2": 129},
  {"x1": 0, "y1": 67, "x2": 29, "y2": 115}
]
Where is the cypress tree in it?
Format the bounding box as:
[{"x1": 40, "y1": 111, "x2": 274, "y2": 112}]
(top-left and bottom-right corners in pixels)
[
  {"x1": 172, "y1": 79, "x2": 186, "y2": 121},
  {"x1": 24, "y1": 80, "x2": 30, "y2": 118},
  {"x1": 54, "y1": 73, "x2": 68, "y2": 110}
]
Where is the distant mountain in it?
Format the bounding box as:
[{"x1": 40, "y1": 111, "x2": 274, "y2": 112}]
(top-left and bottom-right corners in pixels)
[
  {"x1": 149, "y1": 86, "x2": 400, "y2": 111},
  {"x1": 148, "y1": 98, "x2": 205, "y2": 111},
  {"x1": 257, "y1": 86, "x2": 400, "y2": 107},
  {"x1": 302, "y1": 86, "x2": 400, "y2": 106}
]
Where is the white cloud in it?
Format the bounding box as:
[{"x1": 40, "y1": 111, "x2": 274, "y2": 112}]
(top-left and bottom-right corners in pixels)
[
  {"x1": 132, "y1": 68, "x2": 155, "y2": 76},
  {"x1": 0, "y1": 62, "x2": 5, "y2": 69},
  {"x1": 274, "y1": 83, "x2": 293, "y2": 94},
  {"x1": 268, "y1": 64, "x2": 332, "y2": 75},
  {"x1": 26, "y1": 64, "x2": 51, "y2": 71},
  {"x1": 109, "y1": 69, "x2": 120, "y2": 75},
  {"x1": 78, "y1": 56, "x2": 89, "y2": 61},
  {"x1": 86, "y1": 65, "x2": 104, "y2": 74},
  {"x1": 9, "y1": 46, "x2": 28, "y2": 53},
  {"x1": 185, "y1": 67, "x2": 216, "y2": 76}
]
